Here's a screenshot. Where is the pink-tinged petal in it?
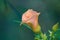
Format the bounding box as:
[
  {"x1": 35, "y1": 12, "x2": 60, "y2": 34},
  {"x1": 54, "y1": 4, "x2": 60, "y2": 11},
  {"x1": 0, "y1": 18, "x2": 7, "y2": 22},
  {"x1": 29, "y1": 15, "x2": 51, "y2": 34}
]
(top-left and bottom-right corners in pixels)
[{"x1": 22, "y1": 9, "x2": 40, "y2": 33}]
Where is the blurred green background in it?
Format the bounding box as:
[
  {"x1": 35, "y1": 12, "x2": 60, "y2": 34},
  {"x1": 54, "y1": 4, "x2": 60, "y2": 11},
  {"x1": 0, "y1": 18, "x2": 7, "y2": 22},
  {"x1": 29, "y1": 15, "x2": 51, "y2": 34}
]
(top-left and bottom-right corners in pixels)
[{"x1": 0, "y1": 0, "x2": 60, "y2": 40}]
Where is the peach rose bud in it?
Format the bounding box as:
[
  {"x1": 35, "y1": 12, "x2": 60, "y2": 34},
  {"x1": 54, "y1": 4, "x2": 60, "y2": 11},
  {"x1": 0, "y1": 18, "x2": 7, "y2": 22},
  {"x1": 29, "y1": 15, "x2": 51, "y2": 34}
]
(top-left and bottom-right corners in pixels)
[{"x1": 21, "y1": 9, "x2": 41, "y2": 33}]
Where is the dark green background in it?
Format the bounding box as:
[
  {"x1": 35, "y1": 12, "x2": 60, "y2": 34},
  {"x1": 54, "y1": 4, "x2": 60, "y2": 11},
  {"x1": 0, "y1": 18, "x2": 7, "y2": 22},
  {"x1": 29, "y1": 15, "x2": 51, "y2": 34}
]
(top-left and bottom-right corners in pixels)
[{"x1": 0, "y1": 0, "x2": 60, "y2": 40}]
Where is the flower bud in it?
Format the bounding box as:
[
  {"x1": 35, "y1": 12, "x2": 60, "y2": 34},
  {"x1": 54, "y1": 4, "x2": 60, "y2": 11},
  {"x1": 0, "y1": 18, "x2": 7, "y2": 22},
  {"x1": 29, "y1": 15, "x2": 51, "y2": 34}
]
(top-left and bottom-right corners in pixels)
[{"x1": 52, "y1": 22, "x2": 59, "y2": 32}]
